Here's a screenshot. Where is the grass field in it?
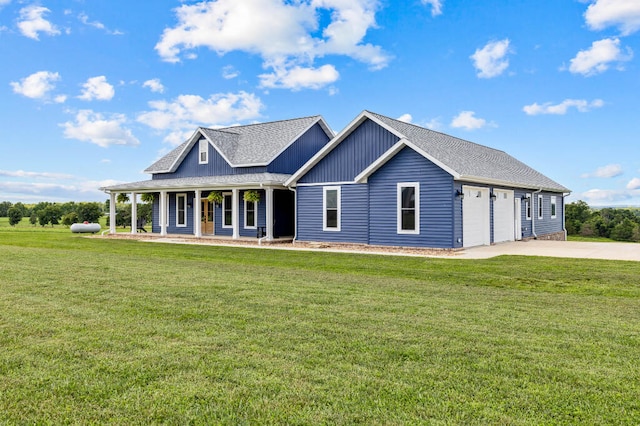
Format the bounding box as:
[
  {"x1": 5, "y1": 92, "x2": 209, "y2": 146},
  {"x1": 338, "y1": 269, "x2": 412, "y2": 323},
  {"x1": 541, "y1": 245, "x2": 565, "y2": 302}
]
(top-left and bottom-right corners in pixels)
[{"x1": 1, "y1": 219, "x2": 639, "y2": 424}]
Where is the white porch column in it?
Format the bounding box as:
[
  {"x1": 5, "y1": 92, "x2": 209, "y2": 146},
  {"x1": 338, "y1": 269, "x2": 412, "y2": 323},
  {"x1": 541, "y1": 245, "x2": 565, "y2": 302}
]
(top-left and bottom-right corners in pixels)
[
  {"x1": 130, "y1": 192, "x2": 137, "y2": 234},
  {"x1": 232, "y1": 188, "x2": 239, "y2": 239},
  {"x1": 266, "y1": 187, "x2": 274, "y2": 241},
  {"x1": 109, "y1": 192, "x2": 116, "y2": 234},
  {"x1": 160, "y1": 191, "x2": 167, "y2": 236},
  {"x1": 194, "y1": 190, "x2": 202, "y2": 238}
]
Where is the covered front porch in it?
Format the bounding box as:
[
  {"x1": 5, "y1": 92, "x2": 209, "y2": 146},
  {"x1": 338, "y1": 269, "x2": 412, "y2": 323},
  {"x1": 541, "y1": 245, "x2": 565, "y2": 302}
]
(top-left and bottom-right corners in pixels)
[{"x1": 101, "y1": 174, "x2": 296, "y2": 243}]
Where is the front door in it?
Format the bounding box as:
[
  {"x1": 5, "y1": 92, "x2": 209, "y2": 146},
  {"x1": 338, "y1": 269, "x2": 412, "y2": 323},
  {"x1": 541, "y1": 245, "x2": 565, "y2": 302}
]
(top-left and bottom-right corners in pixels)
[{"x1": 201, "y1": 199, "x2": 214, "y2": 234}]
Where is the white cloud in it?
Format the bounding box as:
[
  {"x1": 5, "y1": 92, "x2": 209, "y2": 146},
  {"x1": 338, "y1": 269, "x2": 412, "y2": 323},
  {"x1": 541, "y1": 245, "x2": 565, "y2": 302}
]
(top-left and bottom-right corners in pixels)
[
  {"x1": 62, "y1": 110, "x2": 140, "y2": 148},
  {"x1": 17, "y1": 5, "x2": 60, "y2": 40},
  {"x1": 78, "y1": 13, "x2": 123, "y2": 35},
  {"x1": 222, "y1": 65, "x2": 239, "y2": 79},
  {"x1": 523, "y1": 98, "x2": 604, "y2": 115},
  {"x1": 397, "y1": 113, "x2": 412, "y2": 123},
  {"x1": 10, "y1": 71, "x2": 65, "y2": 102},
  {"x1": 0, "y1": 178, "x2": 120, "y2": 202},
  {"x1": 142, "y1": 78, "x2": 165, "y2": 93},
  {"x1": 421, "y1": 0, "x2": 443, "y2": 16},
  {"x1": 450, "y1": 111, "x2": 491, "y2": 130},
  {"x1": 137, "y1": 91, "x2": 264, "y2": 145},
  {"x1": 580, "y1": 188, "x2": 637, "y2": 205},
  {"x1": 155, "y1": 0, "x2": 390, "y2": 90},
  {"x1": 0, "y1": 169, "x2": 74, "y2": 179},
  {"x1": 259, "y1": 63, "x2": 339, "y2": 90},
  {"x1": 580, "y1": 164, "x2": 624, "y2": 178},
  {"x1": 423, "y1": 117, "x2": 442, "y2": 130},
  {"x1": 626, "y1": 177, "x2": 640, "y2": 189},
  {"x1": 585, "y1": 0, "x2": 640, "y2": 35},
  {"x1": 0, "y1": 0, "x2": 11, "y2": 7},
  {"x1": 470, "y1": 39, "x2": 511, "y2": 78},
  {"x1": 78, "y1": 76, "x2": 115, "y2": 101},
  {"x1": 568, "y1": 37, "x2": 632, "y2": 76}
]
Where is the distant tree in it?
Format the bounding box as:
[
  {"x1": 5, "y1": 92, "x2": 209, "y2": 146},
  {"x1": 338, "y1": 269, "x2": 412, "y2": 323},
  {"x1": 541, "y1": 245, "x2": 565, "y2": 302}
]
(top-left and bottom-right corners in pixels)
[
  {"x1": 7, "y1": 206, "x2": 22, "y2": 226},
  {"x1": 565, "y1": 200, "x2": 591, "y2": 235},
  {"x1": 61, "y1": 212, "x2": 79, "y2": 227},
  {"x1": 29, "y1": 212, "x2": 37, "y2": 226},
  {"x1": 117, "y1": 193, "x2": 130, "y2": 204},
  {"x1": 610, "y1": 219, "x2": 639, "y2": 242},
  {"x1": 38, "y1": 205, "x2": 62, "y2": 227},
  {"x1": 12, "y1": 202, "x2": 28, "y2": 218},
  {"x1": 141, "y1": 193, "x2": 155, "y2": 203},
  {"x1": 76, "y1": 202, "x2": 103, "y2": 223},
  {"x1": 0, "y1": 201, "x2": 12, "y2": 217}
]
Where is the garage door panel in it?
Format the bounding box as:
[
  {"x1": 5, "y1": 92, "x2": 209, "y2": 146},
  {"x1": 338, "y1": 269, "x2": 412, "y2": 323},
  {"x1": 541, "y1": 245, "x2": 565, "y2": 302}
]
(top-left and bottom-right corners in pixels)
[
  {"x1": 493, "y1": 190, "x2": 514, "y2": 243},
  {"x1": 462, "y1": 186, "x2": 490, "y2": 247}
]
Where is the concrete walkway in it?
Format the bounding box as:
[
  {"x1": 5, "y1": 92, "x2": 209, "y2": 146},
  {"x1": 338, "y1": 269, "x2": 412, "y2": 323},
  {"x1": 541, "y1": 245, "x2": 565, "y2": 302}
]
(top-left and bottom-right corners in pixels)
[{"x1": 457, "y1": 240, "x2": 640, "y2": 261}]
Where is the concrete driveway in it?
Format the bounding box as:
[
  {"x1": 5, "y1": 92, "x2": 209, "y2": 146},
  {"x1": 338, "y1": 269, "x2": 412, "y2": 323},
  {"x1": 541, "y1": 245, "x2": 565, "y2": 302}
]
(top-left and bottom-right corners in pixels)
[{"x1": 457, "y1": 240, "x2": 640, "y2": 261}]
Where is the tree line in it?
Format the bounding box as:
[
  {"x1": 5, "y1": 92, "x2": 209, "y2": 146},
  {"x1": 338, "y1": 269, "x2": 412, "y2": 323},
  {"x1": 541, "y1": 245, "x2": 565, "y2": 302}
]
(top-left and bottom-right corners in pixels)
[
  {"x1": 565, "y1": 200, "x2": 640, "y2": 242},
  {"x1": 0, "y1": 194, "x2": 155, "y2": 228}
]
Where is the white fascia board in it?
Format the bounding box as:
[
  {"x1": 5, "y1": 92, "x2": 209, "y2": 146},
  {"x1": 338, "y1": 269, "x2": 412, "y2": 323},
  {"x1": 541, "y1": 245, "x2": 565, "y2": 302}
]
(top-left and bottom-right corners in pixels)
[
  {"x1": 200, "y1": 129, "x2": 236, "y2": 168},
  {"x1": 285, "y1": 111, "x2": 404, "y2": 187},
  {"x1": 354, "y1": 140, "x2": 407, "y2": 183},
  {"x1": 456, "y1": 175, "x2": 567, "y2": 193}
]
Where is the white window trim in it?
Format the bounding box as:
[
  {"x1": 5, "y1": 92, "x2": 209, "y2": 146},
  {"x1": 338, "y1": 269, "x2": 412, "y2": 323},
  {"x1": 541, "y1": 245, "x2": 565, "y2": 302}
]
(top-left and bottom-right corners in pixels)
[
  {"x1": 525, "y1": 193, "x2": 532, "y2": 221},
  {"x1": 323, "y1": 186, "x2": 341, "y2": 232},
  {"x1": 176, "y1": 193, "x2": 187, "y2": 227},
  {"x1": 199, "y1": 139, "x2": 208, "y2": 165},
  {"x1": 397, "y1": 182, "x2": 420, "y2": 235},
  {"x1": 538, "y1": 194, "x2": 544, "y2": 220},
  {"x1": 222, "y1": 192, "x2": 233, "y2": 228},
  {"x1": 244, "y1": 199, "x2": 257, "y2": 229},
  {"x1": 551, "y1": 196, "x2": 557, "y2": 219}
]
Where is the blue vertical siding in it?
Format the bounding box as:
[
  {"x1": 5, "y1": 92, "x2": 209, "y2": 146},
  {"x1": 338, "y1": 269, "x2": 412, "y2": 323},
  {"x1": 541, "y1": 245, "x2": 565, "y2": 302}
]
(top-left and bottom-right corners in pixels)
[
  {"x1": 268, "y1": 123, "x2": 331, "y2": 174},
  {"x1": 299, "y1": 119, "x2": 400, "y2": 184},
  {"x1": 296, "y1": 184, "x2": 369, "y2": 244},
  {"x1": 453, "y1": 183, "x2": 463, "y2": 248},
  {"x1": 151, "y1": 192, "x2": 195, "y2": 235},
  {"x1": 369, "y1": 147, "x2": 455, "y2": 248}
]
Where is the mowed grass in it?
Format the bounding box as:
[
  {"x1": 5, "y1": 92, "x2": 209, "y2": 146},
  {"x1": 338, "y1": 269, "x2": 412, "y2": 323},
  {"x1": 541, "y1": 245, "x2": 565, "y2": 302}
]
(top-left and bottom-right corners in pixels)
[{"x1": 1, "y1": 220, "x2": 639, "y2": 424}]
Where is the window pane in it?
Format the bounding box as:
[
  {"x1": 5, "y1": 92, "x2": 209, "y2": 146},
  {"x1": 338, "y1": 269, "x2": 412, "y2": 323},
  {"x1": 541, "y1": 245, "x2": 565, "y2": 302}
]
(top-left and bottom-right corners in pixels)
[
  {"x1": 401, "y1": 187, "x2": 415, "y2": 209},
  {"x1": 247, "y1": 210, "x2": 255, "y2": 227},
  {"x1": 401, "y1": 210, "x2": 415, "y2": 230},
  {"x1": 326, "y1": 190, "x2": 337, "y2": 209},
  {"x1": 224, "y1": 195, "x2": 232, "y2": 226},
  {"x1": 326, "y1": 209, "x2": 337, "y2": 228}
]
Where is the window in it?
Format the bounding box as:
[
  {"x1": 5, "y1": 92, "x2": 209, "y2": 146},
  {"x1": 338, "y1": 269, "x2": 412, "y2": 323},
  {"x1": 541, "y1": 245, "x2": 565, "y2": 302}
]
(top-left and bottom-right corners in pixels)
[
  {"x1": 397, "y1": 183, "x2": 419, "y2": 234},
  {"x1": 323, "y1": 186, "x2": 341, "y2": 231},
  {"x1": 525, "y1": 194, "x2": 531, "y2": 220},
  {"x1": 245, "y1": 199, "x2": 257, "y2": 229},
  {"x1": 223, "y1": 193, "x2": 233, "y2": 228},
  {"x1": 199, "y1": 139, "x2": 208, "y2": 164},
  {"x1": 551, "y1": 196, "x2": 557, "y2": 219},
  {"x1": 176, "y1": 194, "x2": 187, "y2": 227},
  {"x1": 538, "y1": 194, "x2": 544, "y2": 219}
]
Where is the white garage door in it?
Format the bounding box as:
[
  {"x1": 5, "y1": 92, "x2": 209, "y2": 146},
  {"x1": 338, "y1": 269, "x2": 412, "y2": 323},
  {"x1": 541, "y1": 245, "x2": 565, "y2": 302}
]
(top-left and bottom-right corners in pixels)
[
  {"x1": 463, "y1": 186, "x2": 490, "y2": 247},
  {"x1": 493, "y1": 189, "x2": 515, "y2": 243}
]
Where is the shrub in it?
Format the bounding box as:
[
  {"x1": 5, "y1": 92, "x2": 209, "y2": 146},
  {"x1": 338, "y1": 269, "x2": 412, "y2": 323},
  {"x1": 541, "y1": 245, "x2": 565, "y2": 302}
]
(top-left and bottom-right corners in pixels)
[
  {"x1": 61, "y1": 212, "x2": 79, "y2": 227},
  {"x1": 7, "y1": 206, "x2": 22, "y2": 226}
]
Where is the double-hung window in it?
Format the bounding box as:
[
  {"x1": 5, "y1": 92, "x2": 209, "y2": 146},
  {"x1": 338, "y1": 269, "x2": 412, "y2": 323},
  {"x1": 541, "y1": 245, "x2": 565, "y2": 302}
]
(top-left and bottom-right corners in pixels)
[
  {"x1": 525, "y1": 194, "x2": 531, "y2": 220},
  {"x1": 245, "y1": 199, "x2": 257, "y2": 229},
  {"x1": 323, "y1": 187, "x2": 340, "y2": 231},
  {"x1": 223, "y1": 193, "x2": 233, "y2": 228},
  {"x1": 176, "y1": 194, "x2": 187, "y2": 227},
  {"x1": 551, "y1": 196, "x2": 557, "y2": 219},
  {"x1": 538, "y1": 194, "x2": 544, "y2": 220},
  {"x1": 397, "y1": 183, "x2": 419, "y2": 234},
  {"x1": 199, "y1": 139, "x2": 208, "y2": 164}
]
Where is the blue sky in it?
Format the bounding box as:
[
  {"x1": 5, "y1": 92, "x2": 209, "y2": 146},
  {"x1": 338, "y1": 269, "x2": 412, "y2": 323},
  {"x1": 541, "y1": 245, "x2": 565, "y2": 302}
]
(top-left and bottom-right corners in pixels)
[{"x1": 1, "y1": 0, "x2": 639, "y2": 205}]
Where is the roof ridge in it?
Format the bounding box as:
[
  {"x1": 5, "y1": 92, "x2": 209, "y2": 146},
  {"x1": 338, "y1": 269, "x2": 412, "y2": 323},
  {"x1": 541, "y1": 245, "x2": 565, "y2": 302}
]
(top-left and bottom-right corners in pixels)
[
  {"x1": 366, "y1": 110, "x2": 508, "y2": 155},
  {"x1": 215, "y1": 115, "x2": 321, "y2": 131}
]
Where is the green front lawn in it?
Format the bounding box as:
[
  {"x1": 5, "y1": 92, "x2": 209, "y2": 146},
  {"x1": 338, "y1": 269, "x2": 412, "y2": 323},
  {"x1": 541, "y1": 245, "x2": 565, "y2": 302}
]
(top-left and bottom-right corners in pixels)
[{"x1": 0, "y1": 225, "x2": 639, "y2": 424}]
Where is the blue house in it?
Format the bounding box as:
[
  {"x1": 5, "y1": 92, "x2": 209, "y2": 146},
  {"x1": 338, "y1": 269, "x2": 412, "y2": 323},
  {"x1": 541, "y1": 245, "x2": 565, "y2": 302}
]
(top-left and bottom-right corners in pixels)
[
  {"x1": 103, "y1": 110, "x2": 569, "y2": 249},
  {"x1": 286, "y1": 111, "x2": 570, "y2": 249},
  {"x1": 102, "y1": 116, "x2": 333, "y2": 241}
]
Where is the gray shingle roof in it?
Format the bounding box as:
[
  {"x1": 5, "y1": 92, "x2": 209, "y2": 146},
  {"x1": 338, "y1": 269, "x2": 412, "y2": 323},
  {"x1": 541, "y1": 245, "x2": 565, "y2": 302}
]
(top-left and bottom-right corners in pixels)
[
  {"x1": 102, "y1": 173, "x2": 292, "y2": 192},
  {"x1": 367, "y1": 111, "x2": 570, "y2": 192},
  {"x1": 145, "y1": 115, "x2": 330, "y2": 174}
]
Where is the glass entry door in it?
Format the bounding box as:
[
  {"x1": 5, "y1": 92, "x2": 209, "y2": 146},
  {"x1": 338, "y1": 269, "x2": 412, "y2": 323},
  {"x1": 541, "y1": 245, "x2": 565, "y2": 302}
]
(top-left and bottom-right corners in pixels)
[{"x1": 201, "y1": 199, "x2": 214, "y2": 234}]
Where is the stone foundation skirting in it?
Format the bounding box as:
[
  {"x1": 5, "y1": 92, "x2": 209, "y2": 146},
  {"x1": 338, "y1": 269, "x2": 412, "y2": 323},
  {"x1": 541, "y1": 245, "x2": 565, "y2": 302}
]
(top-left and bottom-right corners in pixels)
[{"x1": 521, "y1": 231, "x2": 566, "y2": 242}]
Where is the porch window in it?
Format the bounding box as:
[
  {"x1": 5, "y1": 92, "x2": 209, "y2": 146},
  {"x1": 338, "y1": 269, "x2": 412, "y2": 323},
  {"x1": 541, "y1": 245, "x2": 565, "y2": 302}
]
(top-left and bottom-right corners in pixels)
[
  {"x1": 397, "y1": 183, "x2": 419, "y2": 234},
  {"x1": 538, "y1": 194, "x2": 544, "y2": 220},
  {"x1": 551, "y1": 196, "x2": 557, "y2": 219},
  {"x1": 525, "y1": 194, "x2": 531, "y2": 220},
  {"x1": 176, "y1": 194, "x2": 187, "y2": 227},
  {"x1": 223, "y1": 193, "x2": 233, "y2": 228},
  {"x1": 199, "y1": 139, "x2": 208, "y2": 164},
  {"x1": 245, "y1": 199, "x2": 257, "y2": 229},
  {"x1": 323, "y1": 186, "x2": 340, "y2": 231}
]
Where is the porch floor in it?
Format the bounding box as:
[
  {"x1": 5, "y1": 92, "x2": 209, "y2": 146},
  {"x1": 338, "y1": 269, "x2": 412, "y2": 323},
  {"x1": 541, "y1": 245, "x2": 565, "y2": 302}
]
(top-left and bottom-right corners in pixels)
[{"x1": 107, "y1": 231, "x2": 294, "y2": 245}]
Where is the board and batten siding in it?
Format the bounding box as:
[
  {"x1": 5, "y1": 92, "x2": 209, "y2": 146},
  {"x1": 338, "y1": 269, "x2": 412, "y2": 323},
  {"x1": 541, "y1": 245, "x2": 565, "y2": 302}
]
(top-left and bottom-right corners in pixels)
[
  {"x1": 268, "y1": 123, "x2": 331, "y2": 174},
  {"x1": 299, "y1": 119, "x2": 400, "y2": 184},
  {"x1": 152, "y1": 138, "x2": 267, "y2": 180},
  {"x1": 369, "y1": 147, "x2": 455, "y2": 248},
  {"x1": 296, "y1": 184, "x2": 369, "y2": 244},
  {"x1": 151, "y1": 192, "x2": 195, "y2": 235}
]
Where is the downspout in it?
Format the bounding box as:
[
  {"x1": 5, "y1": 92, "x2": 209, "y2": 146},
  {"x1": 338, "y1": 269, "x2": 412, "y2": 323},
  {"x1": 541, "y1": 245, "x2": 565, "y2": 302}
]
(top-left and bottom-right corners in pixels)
[
  {"x1": 562, "y1": 192, "x2": 570, "y2": 240},
  {"x1": 531, "y1": 188, "x2": 543, "y2": 239}
]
